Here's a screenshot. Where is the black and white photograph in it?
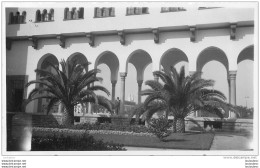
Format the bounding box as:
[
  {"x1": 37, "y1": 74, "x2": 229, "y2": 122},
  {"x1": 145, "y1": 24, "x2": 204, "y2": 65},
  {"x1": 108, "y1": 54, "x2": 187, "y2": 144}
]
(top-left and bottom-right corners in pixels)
[{"x1": 1, "y1": 1, "x2": 259, "y2": 167}]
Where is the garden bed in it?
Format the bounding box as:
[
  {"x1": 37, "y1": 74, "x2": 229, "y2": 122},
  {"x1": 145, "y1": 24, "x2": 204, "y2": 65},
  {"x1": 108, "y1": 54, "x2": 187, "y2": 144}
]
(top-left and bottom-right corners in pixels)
[{"x1": 32, "y1": 127, "x2": 214, "y2": 150}]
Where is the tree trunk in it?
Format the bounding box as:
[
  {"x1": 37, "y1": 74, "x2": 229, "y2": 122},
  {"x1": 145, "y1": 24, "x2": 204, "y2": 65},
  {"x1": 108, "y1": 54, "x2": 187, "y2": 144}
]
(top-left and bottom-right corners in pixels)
[
  {"x1": 176, "y1": 117, "x2": 185, "y2": 133},
  {"x1": 172, "y1": 117, "x2": 177, "y2": 133},
  {"x1": 62, "y1": 106, "x2": 74, "y2": 126}
]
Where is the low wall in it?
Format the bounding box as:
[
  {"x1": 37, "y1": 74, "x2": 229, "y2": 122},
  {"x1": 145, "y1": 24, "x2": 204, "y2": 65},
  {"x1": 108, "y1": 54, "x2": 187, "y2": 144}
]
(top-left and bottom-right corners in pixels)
[
  {"x1": 185, "y1": 117, "x2": 253, "y2": 133},
  {"x1": 11, "y1": 113, "x2": 63, "y2": 127},
  {"x1": 9, "y1": 113, "x2": 253, "y2": 133}
]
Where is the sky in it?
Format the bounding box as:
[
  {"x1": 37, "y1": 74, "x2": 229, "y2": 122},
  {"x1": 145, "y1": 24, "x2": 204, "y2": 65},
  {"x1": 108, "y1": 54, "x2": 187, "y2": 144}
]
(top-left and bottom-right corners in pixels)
[{"x1": 96, "y1": 59, "x2": 254, "y2": 108}]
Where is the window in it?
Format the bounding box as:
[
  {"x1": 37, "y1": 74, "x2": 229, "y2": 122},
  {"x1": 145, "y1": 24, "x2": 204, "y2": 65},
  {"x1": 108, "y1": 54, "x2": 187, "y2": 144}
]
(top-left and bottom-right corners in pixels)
[
  {"x1": 9, "y1": 11, "x2": 26, "y2": 24},
  {"x1": 35, "y1": 9, "x2": 54, "y2": 22},
  {"x1": 9, "y1": 12, "x2": 14, "y2": 24},
  {"x1": 126, "y1": 7, "x2": 149, "y2": 15},
  {"x1": 78, "y1": 7, "x2": 84, "y2": 19},
  {"x1": 198, "y1": 7, "x2": 220, "y2": 10},
  {"x1": 42, "y1": 9, "x2": 48, "y2": 21},
  {"x1": 14, "y1": 12, "x2": 19, "y2": 23},
  {"x1": 49, "y1": 9, "x2": 54, "y2": 21},
  {"x1": 94, "y1": 7, "x2": 115, "y2": 18},
  {"x1": 22, "y1": 11, "x2": 26, "y2": 23},
  {"x1": 36, "y1": 10, "x2": 41, "y2": 22},
  {"x1": 161, "y1": 7, "x2": 186, "y2": 13},
  {"x1": 64, "y1": 7, "x2": 84, "y2": 20}
]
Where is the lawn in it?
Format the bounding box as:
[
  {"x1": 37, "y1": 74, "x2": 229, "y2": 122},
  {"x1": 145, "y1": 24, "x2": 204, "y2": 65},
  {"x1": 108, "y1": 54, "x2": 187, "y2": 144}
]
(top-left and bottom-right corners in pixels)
[{"x1": 90, "y1": 132, "x2": 215, "y2": 150}]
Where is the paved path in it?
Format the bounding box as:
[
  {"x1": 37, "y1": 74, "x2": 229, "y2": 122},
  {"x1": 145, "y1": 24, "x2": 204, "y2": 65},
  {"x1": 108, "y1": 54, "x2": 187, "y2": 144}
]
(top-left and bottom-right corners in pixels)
[
  {"x1": 125, "y1": 146, "x2": 177, "y2": 151},
  {"x1": 125, "y1": 131, "x2": 254, "y2": 151},
  {"x1": 210, "y1": 132, "x2": 254, "y2": 150}
]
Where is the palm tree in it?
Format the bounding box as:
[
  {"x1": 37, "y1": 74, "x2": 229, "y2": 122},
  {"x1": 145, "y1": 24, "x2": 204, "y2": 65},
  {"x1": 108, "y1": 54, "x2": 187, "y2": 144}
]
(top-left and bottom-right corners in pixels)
[
  {"x1": 132, "y1": 66, "x2": 233, "y2": 133},
  {"x1": 24, "y1": 59, "x2": 112, "y2": 126}
]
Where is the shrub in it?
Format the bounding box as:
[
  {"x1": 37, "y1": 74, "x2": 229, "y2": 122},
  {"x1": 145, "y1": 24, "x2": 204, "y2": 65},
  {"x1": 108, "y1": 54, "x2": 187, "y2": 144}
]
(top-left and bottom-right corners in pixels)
[
  {"x1": 148, "y1": 117, "x2": 171, "y2": 141},
  {"x1": 31, "y1": 128, "x2": 125, "y2": 151},
  {"x1": 38, "y1": 122, "x2": 150, "y2": 134}
]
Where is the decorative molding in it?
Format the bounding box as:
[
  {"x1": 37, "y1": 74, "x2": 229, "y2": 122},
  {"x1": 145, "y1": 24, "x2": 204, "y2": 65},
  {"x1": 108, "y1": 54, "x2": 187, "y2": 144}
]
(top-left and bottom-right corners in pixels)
[
  {"x1": 111, "y1": 80, "x2": 117, "y2": 86},
  {"x1": 137, "y1": 80, "x2": 143, "y2": 86},
  {"x1": 190, "y1": 27, "x2": 196, "y2": 42},
  {"x1": 152, "y1": 28, "x2": 160, "y2": 43},
  {"x1": 189, "y1": 71, "x2": 196, "y2": 76},
  {"x1": 6, "y1": 38, "x2": 12, "y2": 50},
  {"x1": 230, "y1": 24, "x2": 237, "y2": 40},
  {"x1": 229, "y1": 71, "x2": 237, "y2": 80},
  {"x1": 118, "y1": 31, "x2": 125, "y2": 45},
  {"x1": 120, "y1": 72, "x2": 127, "y2": 79},
  {"x1": 28, "y1": 37, "x2": 38, "y2": 49},
  {"x1": 86, "y1": 33, "x2": 95, "y2": 47},
  {"x1": 56, "y1": 35, "x2": 66, "y2": 48}
]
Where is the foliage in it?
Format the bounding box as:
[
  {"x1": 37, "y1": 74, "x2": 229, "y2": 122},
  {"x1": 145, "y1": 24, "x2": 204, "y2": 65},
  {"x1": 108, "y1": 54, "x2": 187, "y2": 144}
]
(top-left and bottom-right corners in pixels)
[
  {"x1": 132, "y1": 66, "x2": 235, "y2": 133},
  {"x1": 148, "y1": 117, "x2": 171, "y2": 141},
  {"x1": 31, "y1": 134, "x2": 125, "y2": 151},
  {"x1": 36, "y1": 122, "x2": 150, "y2": 134},
  {"x1": 129, "y1": 101, "x2": 165, "y2": 123},
  {"x1": 24, "y1": 59, "x2": 112, "y2": 126},
  {"x1": 235, "y1": 106, "x2": 253, "y2": 119},
  {"x1": 92, "y1": 104, "x2": 111, "y2": 114},
  {"x1": 72, "y1": 122, "x2": 150, "y2": 133}
]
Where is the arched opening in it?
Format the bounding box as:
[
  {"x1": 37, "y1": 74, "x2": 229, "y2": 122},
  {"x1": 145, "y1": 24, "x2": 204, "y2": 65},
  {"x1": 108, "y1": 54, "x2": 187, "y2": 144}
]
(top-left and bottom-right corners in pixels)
[
  {"x1": 22, "y1": 11, "x2": 26, "y2": 23},
  {"x1": 197, "y1": 47, "x2": 229, "y2": 117},
  {"x1": 66, "y1": 52, "x2": 89, "y2": 72},
  {"x1": 42, "y1": 9, "x2": 48, "y2": 21},
  {"x1": 36, "y1": 54, "x2": 59, "y2": 113},
  {"x1": 79, "y1": 7, "x2": 84, "y2": 19},
  {"x1": 236, "y1": 45, "x2": 254, "y2": 112},
  {"x1": 14, "y1": 12, "x2": 20, "y2": 24},
  {"x1": 126, "y1": 50, "x2": 153, "y2": 105},
  {"x1": 36, "y1": 10, "x2": 41, "y2": 22},
  {"x1": 95, "y1": 51, "x2": 119, "y2": 101},
  {"x1": 160, "y1": 48, "x2": 189, "y2": 75},
  {"x1": 64, "y1": 7, "x2": 69, "y2": 20},
  {"x1": 49, "y1": 9, "x2": 54, "y2": 21}
]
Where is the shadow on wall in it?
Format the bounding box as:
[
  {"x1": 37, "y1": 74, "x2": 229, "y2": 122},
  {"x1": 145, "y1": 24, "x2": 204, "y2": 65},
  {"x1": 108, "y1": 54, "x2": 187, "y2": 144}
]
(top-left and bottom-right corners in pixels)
[
  {"x1": 6, "y1": 40, "x2": 30, "y2": 113},
  {"x1": 7, "y1": 113, "x2": 62, "y2": 151},
  {"x1": 94, "y1": 35, "x2": 120, "y2": 47},
  {"x1": 36, "y1": 39, "x2": 62, "y2": 50},
  {"x1": 195, "y1": 27, "x2": 253, "y2": 43},
  {"x1": 6, "y1": 8, "x2": 20, "y2": 36},
  {"x1": 160, "y1": 31, "x2": 190, "y2": 44}
]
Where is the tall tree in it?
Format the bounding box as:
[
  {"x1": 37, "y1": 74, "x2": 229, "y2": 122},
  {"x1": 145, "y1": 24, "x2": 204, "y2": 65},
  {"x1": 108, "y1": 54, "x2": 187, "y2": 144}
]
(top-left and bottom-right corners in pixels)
[
  {"x1": 24, "y1": 59, "x2": 112, "y2": 126},
  {"x1": 131, "y1": 66, "x2": 234, "y2": 133}
]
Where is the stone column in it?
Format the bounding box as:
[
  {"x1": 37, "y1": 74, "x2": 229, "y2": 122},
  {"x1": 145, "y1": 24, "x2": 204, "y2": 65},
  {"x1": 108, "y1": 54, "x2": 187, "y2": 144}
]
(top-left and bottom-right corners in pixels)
[
  {"x1": 137, "y1": 80, "x2": 143, "y2": 104},
  {"x1": 153, "y1": 71, "x2": 159, "y2": 82},
  {"x1": 111, "y1": 81, "x2": 117, "y2": 101},
  {"x1": 88, "y1": 103, "x2": 92, "y2": 114},
  {"x1": 120, "y1": 72, "x2": 127, "y2": 114},
  {"x1": 82, "y1": 104, "x2": 87, "y2": 116},
  {"x1": 88, "y1": 83, "x2": 94, "y2": 114},
  {"x1": 228, "y1": 71, "x2": 237, "y2": 118},
  {"x1": 58, "y1": 103, "x2": 63, "y2": 114}
]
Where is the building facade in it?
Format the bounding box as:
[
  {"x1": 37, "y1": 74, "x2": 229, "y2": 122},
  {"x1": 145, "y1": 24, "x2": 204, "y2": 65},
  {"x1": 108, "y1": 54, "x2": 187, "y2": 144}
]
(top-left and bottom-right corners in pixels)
[{"x1": 5, "y1": 2, "x2": 255, "y2": 118}]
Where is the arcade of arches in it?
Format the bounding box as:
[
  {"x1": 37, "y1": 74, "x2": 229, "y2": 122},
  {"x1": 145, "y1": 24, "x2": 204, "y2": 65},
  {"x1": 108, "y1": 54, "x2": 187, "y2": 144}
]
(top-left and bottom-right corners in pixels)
[{"x1": 36, "y1": 45, "x2": 254, "y2": 118}]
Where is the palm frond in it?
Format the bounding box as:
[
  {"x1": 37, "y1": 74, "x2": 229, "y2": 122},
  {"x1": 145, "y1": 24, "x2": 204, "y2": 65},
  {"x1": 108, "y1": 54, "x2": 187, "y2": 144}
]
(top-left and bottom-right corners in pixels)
[
  {"x1": 144, "y1": 80, "x2": 163, "y2": 91},
  {"x1": 46, "y1": 98, "x2": 60, "y2": 115}
]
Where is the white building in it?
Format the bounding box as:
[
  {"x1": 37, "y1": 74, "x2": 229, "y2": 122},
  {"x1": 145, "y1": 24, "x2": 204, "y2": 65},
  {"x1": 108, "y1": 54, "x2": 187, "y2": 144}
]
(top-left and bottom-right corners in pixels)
[{"x1": 5, "y1": 2, "x2": 256, "y2": 118}]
